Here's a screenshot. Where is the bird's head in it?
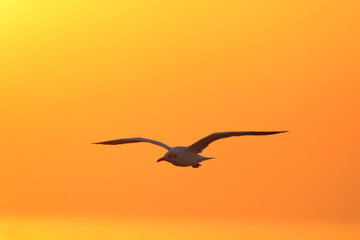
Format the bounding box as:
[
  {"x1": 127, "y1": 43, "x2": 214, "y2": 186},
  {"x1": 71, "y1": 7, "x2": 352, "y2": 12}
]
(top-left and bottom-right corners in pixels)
[{"x1": 157, "y1": 151, "x2": 177, "y2": 163}]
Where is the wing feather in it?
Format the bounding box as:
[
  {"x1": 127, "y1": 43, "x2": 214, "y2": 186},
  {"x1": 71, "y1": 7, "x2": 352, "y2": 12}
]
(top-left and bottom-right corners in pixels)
[
  {"x1": 93, "y1": 137, "x2": 171, "y2": 150},
  {"x1": 187, "y1": 131, "x2": 288, "y2": 153}
]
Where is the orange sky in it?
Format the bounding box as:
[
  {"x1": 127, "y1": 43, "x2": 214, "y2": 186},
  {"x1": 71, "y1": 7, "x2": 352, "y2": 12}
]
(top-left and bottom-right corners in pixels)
[{"x1": 0, "y1": 0, "x2": 359, "y2": 224}]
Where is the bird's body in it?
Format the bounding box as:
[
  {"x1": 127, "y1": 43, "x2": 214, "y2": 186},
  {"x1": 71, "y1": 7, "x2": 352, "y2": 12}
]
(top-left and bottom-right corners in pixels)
[
  {"x1": 94, "y1": 131, "x2": 287, "y2": 168},
  {"x1": 161, "y1": 146, "x2": 213, "y2": 167}
]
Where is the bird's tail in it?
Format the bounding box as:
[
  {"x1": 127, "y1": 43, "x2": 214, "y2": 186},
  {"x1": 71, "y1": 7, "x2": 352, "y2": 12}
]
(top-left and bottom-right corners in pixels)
[{"x1": 199, "y1": 157, "x2": 214, "y2": 162}]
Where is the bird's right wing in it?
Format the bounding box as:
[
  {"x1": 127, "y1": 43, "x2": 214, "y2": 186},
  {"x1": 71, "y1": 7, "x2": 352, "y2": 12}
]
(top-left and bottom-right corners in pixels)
[
  {"x1": 187, "y1": 131, "x2": 288, "y2": 153},
  {"x1": 93, "y1": 137, "x2": 171, "y2": 150}
]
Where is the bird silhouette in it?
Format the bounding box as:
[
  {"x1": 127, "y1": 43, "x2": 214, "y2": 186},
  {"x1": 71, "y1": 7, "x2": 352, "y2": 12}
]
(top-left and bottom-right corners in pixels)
[{"x1": 94, "y1": 131, "x2": 288, "y2": 168}]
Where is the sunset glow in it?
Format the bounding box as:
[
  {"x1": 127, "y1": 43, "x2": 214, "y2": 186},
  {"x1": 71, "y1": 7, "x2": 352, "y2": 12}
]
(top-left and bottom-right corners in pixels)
[{"x1": 0, "y1": 0, "x2": 359, "y2": 239}]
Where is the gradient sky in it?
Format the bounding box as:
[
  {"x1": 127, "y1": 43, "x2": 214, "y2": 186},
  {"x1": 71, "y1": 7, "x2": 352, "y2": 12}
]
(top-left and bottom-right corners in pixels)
[{"x1": 0, "y1": 0, "x2": 359, "y2": 225}]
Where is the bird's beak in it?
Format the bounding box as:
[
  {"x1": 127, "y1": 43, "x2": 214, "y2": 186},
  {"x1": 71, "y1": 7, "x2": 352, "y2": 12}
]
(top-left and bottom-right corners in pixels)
[{"x1": 157, "y1": 158, "x2": 165, "y2": 162}]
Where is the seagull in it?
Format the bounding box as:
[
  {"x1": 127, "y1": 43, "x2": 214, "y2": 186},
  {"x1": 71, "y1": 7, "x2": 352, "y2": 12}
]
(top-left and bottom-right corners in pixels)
[{"x1": 93, "y1": 131, "x2": 287, "y2": 168}]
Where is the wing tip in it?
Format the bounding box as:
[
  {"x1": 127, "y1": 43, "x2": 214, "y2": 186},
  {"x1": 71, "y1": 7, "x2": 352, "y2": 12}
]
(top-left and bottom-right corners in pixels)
[
  {"x1": 273, "y1": 131, "x2": 288, "y2": 134},
  {"x1": 92, "y1": 141, "x2": 109, "y2": 145}
]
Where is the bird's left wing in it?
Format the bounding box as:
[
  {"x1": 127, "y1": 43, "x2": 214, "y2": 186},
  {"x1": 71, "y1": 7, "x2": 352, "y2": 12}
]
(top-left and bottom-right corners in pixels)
[
  {"x1": 187, "y1": 131, "x2": 288, "y2": 153},
  {"x1": 93, "y1": 137, "x2": 171, "y2": 150}
]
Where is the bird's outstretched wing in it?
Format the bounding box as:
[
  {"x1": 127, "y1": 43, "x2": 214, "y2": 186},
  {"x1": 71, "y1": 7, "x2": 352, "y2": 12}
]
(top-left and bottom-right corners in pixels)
[
  {"x1": 93, "y1": 137, "x2": 171, "y2": 150},
  {"x1": 187, "y1": 131, "x2": 288, "y2": 153}
]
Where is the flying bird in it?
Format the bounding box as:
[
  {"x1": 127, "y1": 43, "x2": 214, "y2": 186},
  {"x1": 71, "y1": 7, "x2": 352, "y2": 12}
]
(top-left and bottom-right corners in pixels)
[{"x1": 93, "y1": 131, "x2": 287, "y2": 168}]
